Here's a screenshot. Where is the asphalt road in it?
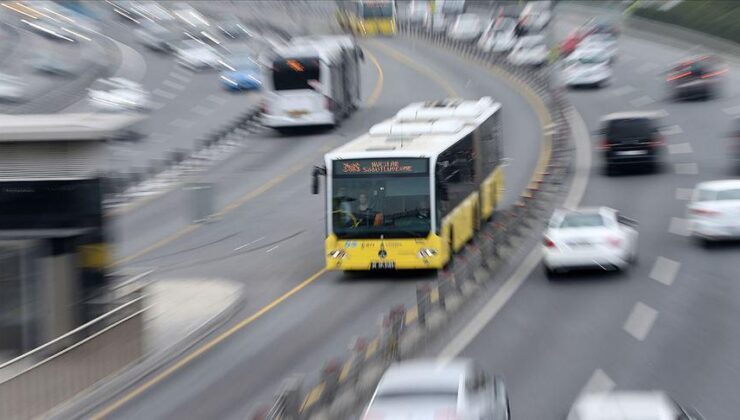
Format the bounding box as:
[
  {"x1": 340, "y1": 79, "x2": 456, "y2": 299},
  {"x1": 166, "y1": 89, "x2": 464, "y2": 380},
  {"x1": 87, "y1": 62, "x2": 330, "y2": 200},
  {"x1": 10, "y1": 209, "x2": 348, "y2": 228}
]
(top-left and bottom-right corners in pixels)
[
  {"x1": 438, "y1": 7, "x2": 740, "y2": 420},
  {"x1": 69, "y1": 12, "x2": 545, "y2": 420}
]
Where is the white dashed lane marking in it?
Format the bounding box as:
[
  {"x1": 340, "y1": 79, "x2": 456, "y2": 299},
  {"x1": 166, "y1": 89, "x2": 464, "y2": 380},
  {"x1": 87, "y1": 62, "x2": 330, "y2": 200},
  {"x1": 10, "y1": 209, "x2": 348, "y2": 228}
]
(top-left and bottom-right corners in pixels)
[
  {"x1": 668, "y1": 142, "x2": 693, "y2": 154},
  {"x1": 163, "y1": 80, "x2": 186, "y2": 91},
  {"x1": 265, "y1": 245, "x2": 279, "y2": 253},
  {"x1": 580, "y1": 369, "x2": 616, "y2": 396},
  {"x1": 169, "y1": 118, "x2": 194, "y2": 129},
  {"x1": 650, "y1": 257, "x2": 681, "y2": 286},
  {"x1": 207, "y1": 94, "x2": 228, "y2": 105},
  {"x1": 660, "y1": 125, "x2": 684, "y2": 136},
  {"x1": 609, "y1": 85, "x2": 636, "y2": 97},
  {"x1": 234, "y1": 237, "x2": 265, "y2": 251},
  {"x1": 722, "y1": 104, "x2": 740, "y2": 116},
  {"x1": 153, "y1": 89, "x2": 177, "y2": 100},
  {"x1": 674, "y1": 162, "x2": 699, "y2": 174},
  {"x1": 669, "y1": 217, "x2": 691, "y2": 237},
  {"x1": 169, "y1": 71, "x2": 191, "y2": 83},
  {"x1": 629, "y1": 95, "x2": 655, "y2": 107},
  {"x1": 623, "y1": 302, "x2": 658, "y2": 341},
  {"x1": 675, "y1": 187, "x2": 694, "y2": 200}
]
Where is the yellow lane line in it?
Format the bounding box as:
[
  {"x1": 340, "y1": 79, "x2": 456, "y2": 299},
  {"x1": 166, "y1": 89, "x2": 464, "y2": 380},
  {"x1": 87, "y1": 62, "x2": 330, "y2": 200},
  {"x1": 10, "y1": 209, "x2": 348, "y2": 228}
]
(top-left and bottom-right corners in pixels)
[
  {"x1": 91, "y1": 268, "x2": 328, "y2": 419},
  {"x1": 364, "y1": 49, "x2": 385, "y2": 107}
]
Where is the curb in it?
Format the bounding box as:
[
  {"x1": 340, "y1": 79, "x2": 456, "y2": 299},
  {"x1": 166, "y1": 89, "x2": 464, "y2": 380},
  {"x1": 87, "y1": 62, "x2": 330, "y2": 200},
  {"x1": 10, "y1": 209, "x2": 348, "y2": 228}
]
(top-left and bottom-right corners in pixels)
[{"x1": 48, "y1": 279, "x2": 247, "y2": 420}]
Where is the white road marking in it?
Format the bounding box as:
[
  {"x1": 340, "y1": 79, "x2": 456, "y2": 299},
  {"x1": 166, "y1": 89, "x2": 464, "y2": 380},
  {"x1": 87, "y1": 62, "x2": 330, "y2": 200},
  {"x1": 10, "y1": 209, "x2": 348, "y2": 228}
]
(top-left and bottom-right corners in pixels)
[
  {"x1": 629, "y1": 95, "x2": 655, "y2": 107},
  {"x1": 623, "y1": 302, "x2": 658, "y2": 341},
  {"x1": 169, "y1": 71, "x2": 191, "y2": 83},
  {"x1": 169, "y1": 118, "x2": 194, "y2": 129},
  {"x1": 192, "y1": 105, "x2": 214, "y2": 116},
  {"x1": 163, "y1": 80, "x2": 186, "y2": 91},
  {"x1": 636, "y1": 62, "x2": 659, "y2": 74},
  {"x1": 674, "y1": 162, "x2": 699, "y2": 174},
  {"x1": 153, "y1": 89, "x2": 177, "y2": 99},
  {"x1": 439, "y1": 107, "x2": 592, "y2": 359},
  {"x1": 265, "y1": 245, "x2": 280, "y2": 253},
  {"x1": 675, "y1": 187, "x2": 694, "y2": 201},
  {"x1": 722, "y1": 104, "x2": 740, "y2": 116},
  {"x1": 669, "y1": 217, "x2": 691, "y2": 237},
  {"x1": 668, "y1": 142, "x2": 693, "y2": 154},
  {"x1": 234, "y1": 236, "x2": 265, "y2": 251},
  {"x1": 207, "y1": 94, "x2": 228, "y2": 105},
  {"x1": 609, "y1": 85, "x2": 636, "y2": 97},
  {"x1": 650, "y1": 256, "x2": 681, "y2": 286},
  {"x1": 661, "y1": 125, "x2": 684, "y2": 136},
  {"x1": 580, "y1": 369, "x2": 616, "y2": 396}
]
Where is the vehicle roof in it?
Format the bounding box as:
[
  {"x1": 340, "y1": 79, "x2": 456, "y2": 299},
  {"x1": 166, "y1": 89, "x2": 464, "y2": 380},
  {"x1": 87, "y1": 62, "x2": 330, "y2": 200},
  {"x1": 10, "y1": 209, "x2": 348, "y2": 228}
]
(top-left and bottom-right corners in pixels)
[
  {"x1": 600, "y1": 111, "x2": 661, "y2": 122},
  {"x1": 571, "y1": 391, "x2": 678, "y2": 420},
  {"x1": 376, "y1": 359, "x2": 471, "y2": 393},
  {"x1": 0, "y1": 113, "x2": 146, "y2": 142},
  {"x1": 695, "y1": 179, "x2": 740, "y2": 191},
  {"x1": 325, "y1": 97, "x2": 501, "y2": 160}
]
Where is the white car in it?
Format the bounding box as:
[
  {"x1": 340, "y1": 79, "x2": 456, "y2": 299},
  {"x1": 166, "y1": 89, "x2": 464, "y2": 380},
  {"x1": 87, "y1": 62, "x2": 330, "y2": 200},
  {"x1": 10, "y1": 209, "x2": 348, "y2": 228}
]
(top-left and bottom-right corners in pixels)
[
  {"x1": 0, "y1": 73, "x2": 27, "y2": 102},
  {"x1": 687, "y1": 179, "x2": 740, "y2": 246},
  {"x1": 508, "y1": 35, "x2": 549, "y2": 66},
  {"x1": 175, "y1": 40, "x2": 223, "y2": 71},
  {"x1": 362, "y1": 359, "x2": 510, "y2": 420},
  {"x1": 543, "y1": 207, "x2": 638, "y2": 276},
  {"x1": 518, "y1": 2, "x2": 551, "y2": 33},
  {"x1": 579, "y1": 33, "x2": 618, "y2": 62},
  {"x1": 562, "y1": 47, "x2": 612, "y2": 87},
  {"x1": 447, "y1": 14, "x2": 483, "y2": 42},
  {"x1": 477, "y1": 18, "x2": 517, "y2": 53},
  {"x1": 88, "y1": 77, "x2": 151, "y2": 112},
  {"x1": 568, "y1": 391, "x2": 704, "y2": 420}
]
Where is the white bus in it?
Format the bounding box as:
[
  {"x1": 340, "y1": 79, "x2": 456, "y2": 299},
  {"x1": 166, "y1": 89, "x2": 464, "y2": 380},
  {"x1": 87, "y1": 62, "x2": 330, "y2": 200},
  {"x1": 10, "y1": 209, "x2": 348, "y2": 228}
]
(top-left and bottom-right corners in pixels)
[
  {"x1": 262, "y1": 36, "x2": 363, "y2": 132},
  {"x1": 313, "y1": 97, "x2": 504, "y2": 271}
]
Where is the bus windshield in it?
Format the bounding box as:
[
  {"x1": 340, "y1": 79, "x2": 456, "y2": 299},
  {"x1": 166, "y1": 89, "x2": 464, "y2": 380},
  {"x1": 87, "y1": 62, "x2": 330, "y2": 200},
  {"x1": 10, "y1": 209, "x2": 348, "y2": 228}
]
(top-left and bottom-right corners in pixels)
[
  {"x1": 361, "y1": 2, "x2": 394, "y2": 18},
  {"x1": 272, "y1": 57, "x2": 320, "y2": 91},
  {"x1": 332, "y1": 158, "x2": 430, "y2": 238}
]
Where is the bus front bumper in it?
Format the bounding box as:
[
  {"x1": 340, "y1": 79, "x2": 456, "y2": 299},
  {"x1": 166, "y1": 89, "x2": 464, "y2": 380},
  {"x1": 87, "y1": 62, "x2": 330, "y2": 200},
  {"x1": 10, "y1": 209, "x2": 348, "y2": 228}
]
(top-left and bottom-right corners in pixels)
[{"x1": 325, "y1": 235, "x2": 446, "y2": 271}]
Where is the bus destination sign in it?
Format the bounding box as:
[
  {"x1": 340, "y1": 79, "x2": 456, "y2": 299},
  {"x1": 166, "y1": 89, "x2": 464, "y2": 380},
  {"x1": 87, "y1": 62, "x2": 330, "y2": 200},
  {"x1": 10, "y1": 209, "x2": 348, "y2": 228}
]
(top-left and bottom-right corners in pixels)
[{"x1": 334, "y1": 158, "x2": 427, "y2": 175}]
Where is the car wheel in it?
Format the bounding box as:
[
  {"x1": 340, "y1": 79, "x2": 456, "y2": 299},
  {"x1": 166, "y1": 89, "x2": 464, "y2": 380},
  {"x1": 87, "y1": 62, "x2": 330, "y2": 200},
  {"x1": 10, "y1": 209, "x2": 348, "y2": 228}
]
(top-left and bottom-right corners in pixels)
[
  {"x1": 698, "y1": 236, "x2": 714, "y2": 249},
  {"x1": 604, "y1": 164, "x2": 617, "y2": 176},
  {"x1": 544, "y1": 265, "x2": 557, "y2": 280}
]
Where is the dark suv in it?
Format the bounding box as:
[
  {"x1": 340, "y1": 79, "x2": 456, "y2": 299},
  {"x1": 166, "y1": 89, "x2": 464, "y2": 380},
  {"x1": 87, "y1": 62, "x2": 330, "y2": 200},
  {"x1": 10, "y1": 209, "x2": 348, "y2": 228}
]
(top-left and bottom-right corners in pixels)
[
  {"x1": 598, "y1": 112, "x2": 666, "y2": 176},
  {"x1": 666, "y1": 55, "x2": 725, "y2": 100}
]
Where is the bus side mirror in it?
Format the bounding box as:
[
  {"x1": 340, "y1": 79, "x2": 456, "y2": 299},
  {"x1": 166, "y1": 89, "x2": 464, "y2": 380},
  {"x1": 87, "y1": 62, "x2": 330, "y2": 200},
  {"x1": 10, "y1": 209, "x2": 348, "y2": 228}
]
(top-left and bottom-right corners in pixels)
[{"x1": 311, "y1": 166, "x2": 326, "y2": 195}]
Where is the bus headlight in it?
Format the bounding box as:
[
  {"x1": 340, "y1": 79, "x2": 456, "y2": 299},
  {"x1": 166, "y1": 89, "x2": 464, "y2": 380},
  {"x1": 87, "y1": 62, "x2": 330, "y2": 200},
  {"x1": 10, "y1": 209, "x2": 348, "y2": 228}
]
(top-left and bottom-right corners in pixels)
[
  {"x1": 417, "y1": 248, "x2": 438, "y2": 258},
  {"x1": 328, "y1": 249, "x2": 347, "y2": 259}
]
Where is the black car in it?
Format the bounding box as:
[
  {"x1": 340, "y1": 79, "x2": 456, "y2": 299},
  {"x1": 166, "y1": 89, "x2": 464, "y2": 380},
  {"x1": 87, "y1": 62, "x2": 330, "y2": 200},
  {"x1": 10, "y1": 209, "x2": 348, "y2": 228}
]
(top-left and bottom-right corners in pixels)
[
  {"x1": 666, "y1": 55, "x2": 726, "y2": 100},
  {"x1": 597, "y1": 112, "x2": 666, "y2": 176}
]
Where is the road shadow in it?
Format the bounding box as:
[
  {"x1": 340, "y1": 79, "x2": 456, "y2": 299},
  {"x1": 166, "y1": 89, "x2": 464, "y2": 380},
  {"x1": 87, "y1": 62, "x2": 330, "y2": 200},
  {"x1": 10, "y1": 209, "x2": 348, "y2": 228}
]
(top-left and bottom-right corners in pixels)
[{"x1": 339, "y1": 269, "x2": 439, "y2": 284}]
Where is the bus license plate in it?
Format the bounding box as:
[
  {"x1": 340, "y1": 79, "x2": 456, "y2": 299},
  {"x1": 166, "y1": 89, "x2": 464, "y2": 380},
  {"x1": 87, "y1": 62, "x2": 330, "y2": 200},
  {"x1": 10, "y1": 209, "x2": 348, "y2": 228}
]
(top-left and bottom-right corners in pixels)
[{"x1": 370, "y1": 261, "x2": 396, "y2": 270}]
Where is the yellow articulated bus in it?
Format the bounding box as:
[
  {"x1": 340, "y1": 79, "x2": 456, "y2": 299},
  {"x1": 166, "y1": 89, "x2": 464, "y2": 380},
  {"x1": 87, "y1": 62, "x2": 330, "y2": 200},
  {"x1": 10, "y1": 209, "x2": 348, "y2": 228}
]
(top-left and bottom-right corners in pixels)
[
  {"x1": 312, "y1": 97, "x2": 504, "y2": 271},
  {"x1": 336, "y1": 0, "x2": 397, "y2": 36}
]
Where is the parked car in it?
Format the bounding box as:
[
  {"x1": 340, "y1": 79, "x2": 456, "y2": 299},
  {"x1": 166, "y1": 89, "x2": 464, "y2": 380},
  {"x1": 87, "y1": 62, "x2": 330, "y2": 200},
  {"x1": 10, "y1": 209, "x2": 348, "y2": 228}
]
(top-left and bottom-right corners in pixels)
[
  {"x1": 0, "y1": 73, "x2": 27, "y2": 103},
  {"x1": 562, "y1": 46, "x2": 612, "y2": 88},
  {"x1": 478, "y1": 17, "x2": 517, "y2": 53},
  {"x1": 508, "y1": 34, "x2": 548, "y2": 66},
  {"x1": 88, "y1": 77, "x2": 152, "y2": 112},
  {"x1": 597, "y1": 111, "x2": 666, "y2": 175},
  {"x1": 447, "y1": 13, "x2": 483, "y2": 42},
  {"x1": 568, "y1": 391, "x2": 704, "y2": 420},
  {"x1": 665, "y1": 54, "x2": 726, "y2": 100},
  {"x1": 543, "y1": 207, "x2": 638, "y2": 277},
  {"x1": 362, "y1": 359, "x2": 511, "y2": 420},
  {"x1": 687, "y1": 179, "x2": 740, "y2": 246}
]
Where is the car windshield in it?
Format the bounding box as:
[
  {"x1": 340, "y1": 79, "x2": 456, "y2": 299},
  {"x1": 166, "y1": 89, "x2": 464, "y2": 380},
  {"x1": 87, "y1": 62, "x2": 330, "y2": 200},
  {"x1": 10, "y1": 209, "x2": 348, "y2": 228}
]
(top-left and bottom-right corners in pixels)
[
  {"x1": 331, "y1": 158, "x2": 431, "y2": 239},
  {"x1": 716, "y1": 188, "x2": 740, "y2": 201},
  {"x1": 375, "y1": 390, "x2": 458, "y2": 401},
  {"x1": 362, "y1": 3, "x2": 393, "y2": 18},
  {"x1": 568, "y1": 53, "x2": 607, "y2": 65},
  {"x1": 559, "y1": 213, "x2": 605, "y2": 228},
  {"x1": 606, "y1": 118, "x2": 655, "y2": 140},
  {"x1": 519, "y1": 37, "x2": 543, "y2": 48}
]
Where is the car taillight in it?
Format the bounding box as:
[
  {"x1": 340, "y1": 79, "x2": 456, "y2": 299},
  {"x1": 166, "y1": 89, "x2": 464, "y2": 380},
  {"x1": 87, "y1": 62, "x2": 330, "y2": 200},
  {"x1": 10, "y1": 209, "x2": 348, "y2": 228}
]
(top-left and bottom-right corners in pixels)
[
  {"x1": 700, "y1": 68, "x2": 728, "y2": 79},
  {"x1": 667, "y1": 71, "x2": 692, "y2": 82},
  {"x1": 606, "y1": 236, "x2": 621, "y2": 247},
  {"x1": 260, "y1": 102, "x2": 269, "y2": 114},
  {"x1": 544, "y1": 237, "x2": 556, "y2": 248},
  {"x1": 690, "y1": 208, "x2": 721, "y2": 217},
  {"x1": 599, "y1": 138, "x2": 611, "y2": 151}
]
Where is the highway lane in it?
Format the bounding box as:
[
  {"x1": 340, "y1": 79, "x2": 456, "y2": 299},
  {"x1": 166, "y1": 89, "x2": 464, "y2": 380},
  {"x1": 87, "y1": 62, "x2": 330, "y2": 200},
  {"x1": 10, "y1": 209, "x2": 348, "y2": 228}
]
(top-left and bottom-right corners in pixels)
[
  {"x1": 74, "y1": 26, "x2": 545, "y2": 420},
  {"x1": 437, "y1": 7, "x2": 740, "y2": 420}
]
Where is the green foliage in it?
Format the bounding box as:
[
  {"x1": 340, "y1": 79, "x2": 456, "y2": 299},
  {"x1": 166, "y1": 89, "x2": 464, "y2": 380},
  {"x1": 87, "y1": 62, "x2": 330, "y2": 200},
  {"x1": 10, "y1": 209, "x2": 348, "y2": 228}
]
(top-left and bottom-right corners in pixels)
[{"x1": 633, "y1": 1, "x2": 740, "y2": 44}]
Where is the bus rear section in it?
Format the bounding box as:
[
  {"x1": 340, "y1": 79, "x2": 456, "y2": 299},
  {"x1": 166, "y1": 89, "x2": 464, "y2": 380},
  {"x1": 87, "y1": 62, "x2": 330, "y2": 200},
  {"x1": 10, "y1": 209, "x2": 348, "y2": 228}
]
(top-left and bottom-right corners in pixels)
[
  {"x1": 262, "y1": 56, "x2": 336, "y2": 130},
  {"x1": 352, "y1": 0, "x2": 397, "y2": 36}
]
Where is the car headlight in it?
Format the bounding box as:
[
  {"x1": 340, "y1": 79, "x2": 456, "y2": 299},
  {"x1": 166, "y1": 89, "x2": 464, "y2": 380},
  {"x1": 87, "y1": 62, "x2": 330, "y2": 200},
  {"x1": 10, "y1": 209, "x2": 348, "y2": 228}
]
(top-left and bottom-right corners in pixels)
[
  {"x1": 328, "y1": 249, "x2": 346, "y2": 259},
  {"x1": 417, "y1": 248, "x2": 438, "y2": 258}
]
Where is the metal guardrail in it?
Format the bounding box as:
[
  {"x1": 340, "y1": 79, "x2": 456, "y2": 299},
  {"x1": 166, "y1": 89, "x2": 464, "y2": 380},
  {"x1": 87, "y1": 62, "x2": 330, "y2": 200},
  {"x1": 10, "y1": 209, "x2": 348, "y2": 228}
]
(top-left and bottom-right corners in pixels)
[
  {"x1": 249, "y1": 22, "x2": 576, "y2": 420},
  {"x1": 0, "y1": 296, "x2": 148, "y2": 420}
]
